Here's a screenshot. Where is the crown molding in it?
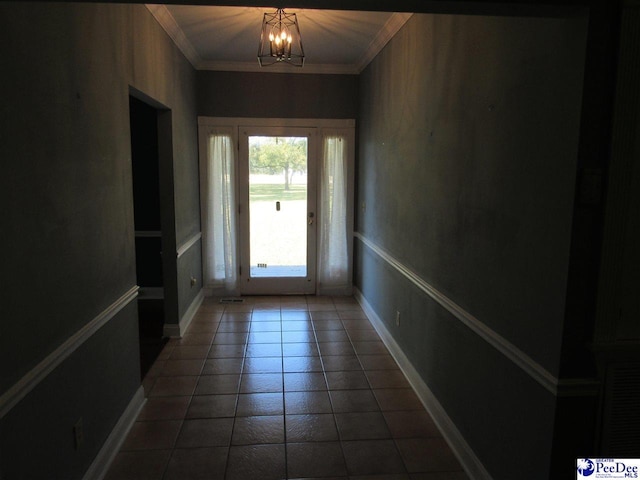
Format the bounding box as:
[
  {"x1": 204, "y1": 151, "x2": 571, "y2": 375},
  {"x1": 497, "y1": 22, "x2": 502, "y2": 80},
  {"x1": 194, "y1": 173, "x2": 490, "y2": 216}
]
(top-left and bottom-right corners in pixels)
[
  {"x1": 197, "y1": 59, "x2": 359, "y2": 75},
  {"x1": 146, "y1": 4, "x2": 405, "y2": 75},
  {"x1": 146, "y1": 5, "x2": 202, "y2": 69},
  {"x1": 356, "y1": 12, "x2": 413, "y2": 72}
]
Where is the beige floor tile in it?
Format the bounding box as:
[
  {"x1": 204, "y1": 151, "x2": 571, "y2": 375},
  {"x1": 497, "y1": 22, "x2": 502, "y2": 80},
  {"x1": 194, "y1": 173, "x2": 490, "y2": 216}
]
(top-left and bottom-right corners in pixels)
[
  {"x1": 148, "y1": 376, "x2": 198, "y2": 397},
  {"x1": 243, "y1": 357, "x2": 283, "y2": 373},
  {"x1": 159, "y1": 359, "x2": 205, "y2": 376},
  {"x1": 168, "y1": 345, "x2": 210, "y2": 360},
  {"x1": 216, "y1": 321, "x2": 250, "y2": 333},
  {"x1": 284, "y1": 372, "x2": 327, "y2": 391},
  {"x1": 329, "y1": 389, "x2": 380, "y2": 413},
  {"x1": 310, "y1": 311, "x2": 341, "y2": 320},
  {"x1": 315, "y1": 330, "x2": 351, "y2": 342},
  {"x1": 342, "y1": 319, "x2": 375, "y2": 331},
  {"x1": 282, "y1": 320, "x2": 314, "y2": 331},
  {"x1": 250, "y1": 321, "x2": 282, "y2": 332},
  {"x1": 313, "y1": 319, "x2": 345, "y2": 331},
  {"x1": 226, "y1": 444, "x2": 286, "y2": 480},
  {"x1": 248, "y1": 332, "x2": 282, "y2": 344},
  {"x1": 281, "y1": 311, "x2": 311, "y2": 321},
  {"x1": 236, "y1": 392, "x2": 284, "y2": 416},
  {"x1": 366, "y1": 370, "x2": 411, "y2": 389},
  {"x1": 245, "y1": 343, "x2": 282, "y2": 357},
  {"x1": 322, "y1": 355, "x2": 363, "y2": 372},
  {"x1": 176, "y1": 332, "x2": 215, "y2": 346},
  {"x1": 338, "y1": 310, "x2": 368, "y2": 319},
  {"x1": 342, "y1": 439, "x2": 406, "y2": 476},
  {"x1": 374, "y1": 389, "x2": 424, "y2": 411},
  {"x1": 175, "y1": 418, "x2": 233, "y2": 448},
  {"x1": 186, "y1": 394, "x2": 237, "y2": 419},
  {"x1": 326, "y1": 370, "x2": 370, "y2": 390},
  {"x1": 231, "y1": 415, "x2": 285, "y2": 445},
  {"x1": 121, "y1": 420, "x2": 182, "y2": 451},
  {"x1": 285, "y1": 413, "x2": 339, "y2": 442},
  {"x1": 283, "y1": 356, "x2": 323, "y2": 372},
  {"x1": 138, "y1": 397, "x2": 190, "y2": 421},
  {"x1": 383, "y1": 411, "x2": 441, "y2": 438},
  {"x1": 240, "y1": 373, "x2": 284, "y2": 393},
  {"x1": 104, "y1": 450, "x2": 171, "y2": 480},
  {"x1": 282, "y1": 331, "x2": 316, "y2": 343},
  {"x1": 105, "y1": 297, "x2": 458, "y2": 480},
  {"x1": 335, "y1": 411, "x2": 392, "y2": 440},
  {"x1": 201, "y1": 358, "x2": 243, "y2": 375},
  {"x1": 194, "y1": 374, "x2": 240, "y2": 395},
  {"x1": 285, "y1": 391, "x2": 333, "y2": 414},
  {"x1": 353, "y1": 341, "x2": 389, "y2": 355},
  {"x1": 162, "y1": 447, "x2": 228, "y2": 480},
  {"x1": 359, "y1": 354, "x2": 399, "y2": 371},
  {"x1": 187, "y1": 322, "x2": 219, "y2": 334},
  {"x1": 221, "y1": 312, "x2": 252, "y2": 322},
  {"x1": 287, "y1": 442, "x2": 348, "y2": 478},
  {"x1": 319, "y1": 342, "x2": 357, "y2": 356},
  {"x1": 212, "y1": 332, "x2": 248, "y2": 345},
  {"x1": 282, "y1": 342, "x2": 320, "y2": 356},
  {"x1": 348, "y1": 330, "x2": 381, "y2": 342},
  {"x1": 208, "y1": 344, "x2": 246, "y2": 358}
]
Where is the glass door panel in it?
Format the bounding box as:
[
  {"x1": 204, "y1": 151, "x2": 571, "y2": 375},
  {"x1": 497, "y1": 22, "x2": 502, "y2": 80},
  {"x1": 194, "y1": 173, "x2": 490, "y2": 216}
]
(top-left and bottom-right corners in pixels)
[
  {"x1": 249, "y1": 136, "x2": 308, "y2": 278},
  {"x1": 239, "y1": 128, "x2": 316, "y2": 294}
]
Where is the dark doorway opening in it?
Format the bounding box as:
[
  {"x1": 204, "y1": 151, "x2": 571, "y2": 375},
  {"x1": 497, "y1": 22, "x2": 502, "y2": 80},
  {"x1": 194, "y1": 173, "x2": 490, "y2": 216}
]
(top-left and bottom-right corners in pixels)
[{"x1": 129, "y1": 95, "x2": 168, "y2": 378}]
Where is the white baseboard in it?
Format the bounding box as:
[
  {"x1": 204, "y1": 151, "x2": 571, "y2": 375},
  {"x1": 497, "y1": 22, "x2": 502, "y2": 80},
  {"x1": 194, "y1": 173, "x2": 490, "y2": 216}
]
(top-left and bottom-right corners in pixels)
[
  {"x1": 83, "y1": 386, "x2": 146, "y2": 480},
  {"x1": 164, "y1": 290, "x2": 204, "y2": 337},
  {"x1": 354, "y1": 288, "x2": 493, "y2": 480}
]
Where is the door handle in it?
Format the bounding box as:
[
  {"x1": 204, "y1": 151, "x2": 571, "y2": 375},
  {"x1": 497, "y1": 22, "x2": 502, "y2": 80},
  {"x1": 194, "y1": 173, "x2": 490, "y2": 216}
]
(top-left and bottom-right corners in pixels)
[
  {"x1": 308, "y1": 212, "x2": 314, "y2": 225},
  {"x1": 276, "y1": 201, "x2": 280, "y2": 211}
]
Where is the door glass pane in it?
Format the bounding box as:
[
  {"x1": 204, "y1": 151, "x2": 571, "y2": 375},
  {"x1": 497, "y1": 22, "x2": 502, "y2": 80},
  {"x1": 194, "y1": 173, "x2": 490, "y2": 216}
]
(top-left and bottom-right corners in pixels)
[{"x1": 249, "y1": 136, "x2": 308, "y2": 277}]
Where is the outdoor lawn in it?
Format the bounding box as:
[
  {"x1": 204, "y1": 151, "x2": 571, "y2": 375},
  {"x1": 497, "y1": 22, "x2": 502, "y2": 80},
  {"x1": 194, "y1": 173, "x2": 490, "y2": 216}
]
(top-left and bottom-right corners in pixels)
[{"x1": 249, "y1": 179, "x2": 308, "y2": 277}]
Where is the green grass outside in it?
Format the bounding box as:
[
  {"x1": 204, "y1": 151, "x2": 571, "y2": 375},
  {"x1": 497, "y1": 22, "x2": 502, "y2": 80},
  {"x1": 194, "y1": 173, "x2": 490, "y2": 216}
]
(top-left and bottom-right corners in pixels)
[{"x1": 250, "y1": 183, "x2": 307, "y2": 202}]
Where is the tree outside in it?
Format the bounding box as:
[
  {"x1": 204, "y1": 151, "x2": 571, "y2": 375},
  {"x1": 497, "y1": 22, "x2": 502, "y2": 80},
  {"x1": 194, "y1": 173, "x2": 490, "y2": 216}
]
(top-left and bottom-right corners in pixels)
[{"x1": 249, "y1": 136, "x2": 307, "y2": 190}]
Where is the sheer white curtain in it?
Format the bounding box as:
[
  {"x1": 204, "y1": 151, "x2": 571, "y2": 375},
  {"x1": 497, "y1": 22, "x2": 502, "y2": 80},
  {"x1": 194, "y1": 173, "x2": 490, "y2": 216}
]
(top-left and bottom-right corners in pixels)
[
  {"x1": 202, "y1": 130, "x2": 238, "y2": 293},
  {"x1": 318, "y1": 134, "x2": 349, "y2": 294}
]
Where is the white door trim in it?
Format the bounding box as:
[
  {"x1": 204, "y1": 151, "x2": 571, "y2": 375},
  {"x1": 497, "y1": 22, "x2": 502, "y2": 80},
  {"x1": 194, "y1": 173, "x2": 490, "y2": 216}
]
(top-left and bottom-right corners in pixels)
[{"x1": 238, "y1": 126, "x2": 318, "y2": 295}]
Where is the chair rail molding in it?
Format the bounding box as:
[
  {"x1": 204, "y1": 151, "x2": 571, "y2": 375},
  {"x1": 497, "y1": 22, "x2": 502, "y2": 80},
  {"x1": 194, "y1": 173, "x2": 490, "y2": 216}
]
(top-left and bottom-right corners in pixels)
[
  {"x1": 354, "y1": 232, "x2": 599, "y2": 397},
  {"x1": 176, "y1": 231, "x2": 202, "y2": 258},
  {"x1": 0, "y1": 286, "x2": 139, "y2": 419}
]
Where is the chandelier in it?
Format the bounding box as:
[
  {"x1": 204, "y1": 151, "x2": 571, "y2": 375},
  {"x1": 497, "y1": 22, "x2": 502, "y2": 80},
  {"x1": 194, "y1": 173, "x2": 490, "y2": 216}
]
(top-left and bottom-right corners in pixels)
[{"x1": 257, "y1": 8, "x2": 305, "y2": 67}]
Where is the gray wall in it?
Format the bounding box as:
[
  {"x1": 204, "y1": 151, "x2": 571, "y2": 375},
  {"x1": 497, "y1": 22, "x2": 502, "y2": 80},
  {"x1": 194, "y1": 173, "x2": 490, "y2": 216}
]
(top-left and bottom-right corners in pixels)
[
  {"x1": 198, "y1": 70, "x2": 358, "y2": 119},
  {"x1": 355, "y1": 13, "x2": 588, "y2": 479},
  {"x1": 0, "y1": 3, "x2": 199, "y2": 478}
]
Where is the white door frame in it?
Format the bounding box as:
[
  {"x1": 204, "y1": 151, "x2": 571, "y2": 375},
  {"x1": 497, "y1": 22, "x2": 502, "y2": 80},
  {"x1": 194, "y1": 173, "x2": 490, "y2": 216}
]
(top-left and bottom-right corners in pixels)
[
  {"x1": 239, "y1": 126, "x2": 318, "y2": 295},
  {"x1": 197, "y1": 117, "x2": 355, "y2": 296}
]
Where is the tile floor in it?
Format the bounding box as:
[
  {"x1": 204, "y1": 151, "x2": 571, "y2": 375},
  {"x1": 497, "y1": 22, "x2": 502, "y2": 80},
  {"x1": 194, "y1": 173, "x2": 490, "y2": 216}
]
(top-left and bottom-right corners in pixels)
[{"x1": 105, "y1": 296, "x2": 469, "y2": 480}]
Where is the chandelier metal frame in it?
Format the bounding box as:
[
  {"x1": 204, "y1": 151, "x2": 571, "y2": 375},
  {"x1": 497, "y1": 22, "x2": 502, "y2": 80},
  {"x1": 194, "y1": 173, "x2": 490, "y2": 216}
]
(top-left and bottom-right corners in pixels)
[{"x1": 257, "y1": 8, "x2": 305, "y2": 67}]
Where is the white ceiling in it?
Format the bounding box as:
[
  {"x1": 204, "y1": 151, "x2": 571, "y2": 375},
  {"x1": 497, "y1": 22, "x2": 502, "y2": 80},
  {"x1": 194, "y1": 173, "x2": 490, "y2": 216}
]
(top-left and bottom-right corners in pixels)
[{"x1": 146, "y1": 5, "x2": 413, "y2": 74}]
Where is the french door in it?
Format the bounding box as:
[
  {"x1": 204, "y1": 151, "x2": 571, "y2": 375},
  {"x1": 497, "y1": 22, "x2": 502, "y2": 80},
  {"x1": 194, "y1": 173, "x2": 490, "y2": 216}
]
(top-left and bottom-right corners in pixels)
[{"x1": 238, "y1": 127, "x2": 317, "y2": 294}]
